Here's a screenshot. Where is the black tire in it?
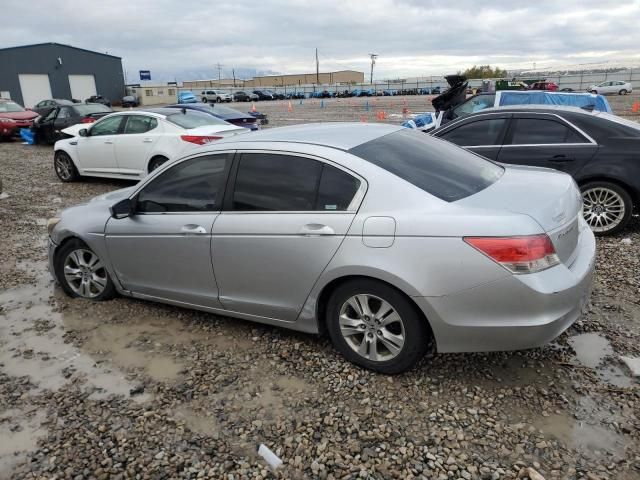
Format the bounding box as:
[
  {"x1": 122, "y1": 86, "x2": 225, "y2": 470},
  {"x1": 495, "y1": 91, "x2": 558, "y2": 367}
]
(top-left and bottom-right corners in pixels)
[
  {"x1": 580, "y1": 181, "x2": 633, "y2": 236},
  {"x1": 54, "y1": 151, "x2": 80, "y2": 182},
  {"x1": 202, "y1": 98, "x2": 208, "y2": 103},
  {"x1": 325, "y1": 279, "x2": 432, "y2": 374},
  {"x1": 591, "y1": 90, "x2": 598, "y2": 94},
  {"x1": 148, "y1": 156, "x2": 168, "y2": 173},
  {"x1": 54, "y1": 239, "x2": 116, "y2": 300},
  {"x1": 216, "y1": 97, "x2": 222, "y2": 103},
  {"x1": 619, "y1": 89, "x2": 628, "y2": 95}
]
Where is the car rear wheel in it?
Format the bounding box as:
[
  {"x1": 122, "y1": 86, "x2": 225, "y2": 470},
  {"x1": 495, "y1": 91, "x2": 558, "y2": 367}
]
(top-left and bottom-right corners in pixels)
[
  {"x1": 326, "y1": 279, "x2": 432, "y2": 374},
  {"x1": 619, "y1": 89, "x2": 628, "y2": 95},
  {"x1": 202, "y1": 98, "x2": 207, "y2": 103},
  {"x1": 148, "y1": 156, "x2": 168, "y2": 173},
  {"x1": 55, "y1": 239, "x2": 116, "y2": 300},
  {"x1": 581, "y1": 181, "x2": 633, "y2": 235},
  {"x1": 590, "y1": 90, "x2": 598, "y2": 94},
  {"x1": 54, "y1": 151, "x2": 80, "y2": 182}
]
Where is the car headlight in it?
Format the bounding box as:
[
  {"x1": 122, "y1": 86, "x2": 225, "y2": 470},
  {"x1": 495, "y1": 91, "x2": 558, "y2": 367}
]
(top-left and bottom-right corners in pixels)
[{"x1": 47, "y1": 217, "x2": 61, "y2": 235}]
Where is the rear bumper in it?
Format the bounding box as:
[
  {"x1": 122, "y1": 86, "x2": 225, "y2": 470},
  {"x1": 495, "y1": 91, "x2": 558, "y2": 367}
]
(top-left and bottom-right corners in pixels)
[{"x1": 417, "y1": 222, "x2": 596, "y2": 353}]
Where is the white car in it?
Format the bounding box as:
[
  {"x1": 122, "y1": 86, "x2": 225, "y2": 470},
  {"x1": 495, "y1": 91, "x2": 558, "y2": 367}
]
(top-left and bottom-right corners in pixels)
[
  {"x1": 53, "y1": 108, "x2": 248, "y2": 182},
  {"x1": 200, "y1": 90, "x2": 232, "y2": 103},
  {"x1": 588, "y1": 80, "x2": 633, "y2": 95}
]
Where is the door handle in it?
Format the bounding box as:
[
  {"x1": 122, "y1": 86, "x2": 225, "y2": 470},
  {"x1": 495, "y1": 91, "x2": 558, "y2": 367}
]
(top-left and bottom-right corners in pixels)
[
  {"x1": 299, "y1": 223, "x2": 335, "y2": 236},
  {"x1": 181, "y1": 224, "x2": 207, "y2": 234},
  {"x1": 143, "y1": 138, "x2": 153, "y2": 143},
  {"x1": 548, "y1": 154, "x2": 574, "y2": 162},
  {"x1": 104, "y1": 140, "x2": 113, "y2": 144}
]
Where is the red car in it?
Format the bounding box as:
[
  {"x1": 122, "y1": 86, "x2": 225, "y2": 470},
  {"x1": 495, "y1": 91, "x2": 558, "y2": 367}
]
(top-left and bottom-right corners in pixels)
[
  {"x1": 528, "y1": 81, "x2": 558, "y2": 92},
  {"x1": 0, "y1": 99, "x2": 39, "y2": 139}
]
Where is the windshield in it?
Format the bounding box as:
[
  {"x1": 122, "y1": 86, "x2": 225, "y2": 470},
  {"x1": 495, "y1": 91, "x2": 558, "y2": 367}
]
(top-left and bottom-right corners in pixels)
[
  {"x1": 453, "y1": 95, "x2": 495, "y2": 117},
  {"x1": 349, "y1": 129, "x2": 503, "y2": 202},
  {"x1": 166, "y1": 110, "x2": 229, "y2": 129},
  {"x1": 0, "y1": 101, "x2": 25, "y2": 113},
  {"x1": 74, "y1": 104, "x2": 112, "y2": 115}
]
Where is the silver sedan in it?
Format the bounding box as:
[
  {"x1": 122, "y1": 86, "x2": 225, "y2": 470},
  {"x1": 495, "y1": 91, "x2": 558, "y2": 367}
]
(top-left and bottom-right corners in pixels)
[{"x1": 47, "y1": 123, "x2": 596, "y2": 373}]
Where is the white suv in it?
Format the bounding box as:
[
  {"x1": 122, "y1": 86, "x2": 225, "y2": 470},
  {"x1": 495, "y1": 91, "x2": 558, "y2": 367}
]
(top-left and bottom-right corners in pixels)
[
  {"x1": 200, "y1": 90, "x2": 232, "y2": 103},
  {"x1": 588, "y1": 81, "x2": 633, "y2": 95}
]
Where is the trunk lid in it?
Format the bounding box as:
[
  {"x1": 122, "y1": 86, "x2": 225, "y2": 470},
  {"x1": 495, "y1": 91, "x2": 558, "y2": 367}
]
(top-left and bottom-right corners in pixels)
[
  {"x1": 457, "y1": 165, "x2": 582, "y2": 264},
  {"x1": 187, "y1": 124, "x2": 250, "y2": 137}
]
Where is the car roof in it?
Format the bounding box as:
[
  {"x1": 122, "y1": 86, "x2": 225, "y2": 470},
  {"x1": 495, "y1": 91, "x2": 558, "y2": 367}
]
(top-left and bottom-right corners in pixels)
[
  {"x1": 217, "y1": 122, "x2": 402, "y2": 150},
  {"x1": 479, "y1": 105, "x2": 596, "y2": 115}
]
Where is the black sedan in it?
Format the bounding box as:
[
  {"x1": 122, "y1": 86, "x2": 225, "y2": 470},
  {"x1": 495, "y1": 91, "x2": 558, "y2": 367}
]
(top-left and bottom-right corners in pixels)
[
  {"x1": 33, "y1": 99, "x2": 75, "y2": 116},
  {"x1": 165, "y1": 103, "x2": 260, "y2": 131},
  {"x1": 432, "y1": 105, "x2": 640, "y2": 235},
  {"x1": 32, "y1": 103, "x2": 113, "y2": 144}
]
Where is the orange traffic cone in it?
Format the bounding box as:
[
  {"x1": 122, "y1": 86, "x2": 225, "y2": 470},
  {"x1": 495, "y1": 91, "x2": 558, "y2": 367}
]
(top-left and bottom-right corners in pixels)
[
  {"x1": 632, "y1": 101, "x2": 640, "y2": 113},
  {"x1": 360, "y1": 115, "x2": 367, "y2": 122},
  {"x1": 251, "y1": 103, "x2": 257, "y2": 113},
  {"x1": 287, "y1": 101, "x2": 293, "y2": 113}
]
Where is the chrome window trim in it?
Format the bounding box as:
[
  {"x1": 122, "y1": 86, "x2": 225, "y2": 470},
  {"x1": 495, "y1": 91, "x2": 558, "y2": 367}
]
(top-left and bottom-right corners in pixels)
[
  {"x1": 446, "y1": 111, "x2": 597, "y2": 148},
  {"x1": 230, "y1": 148, "x2": 368, "y2": 214}
]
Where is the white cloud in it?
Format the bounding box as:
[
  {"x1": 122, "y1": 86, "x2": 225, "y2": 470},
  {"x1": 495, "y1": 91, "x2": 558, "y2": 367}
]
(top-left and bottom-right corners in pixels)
[{"x1": 2, "y1": 0, "x2": 640, "y2": 80}]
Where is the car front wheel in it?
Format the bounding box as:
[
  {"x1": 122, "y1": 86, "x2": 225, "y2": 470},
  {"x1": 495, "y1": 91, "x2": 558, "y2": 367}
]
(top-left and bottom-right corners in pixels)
[
  {"x1": 619, "y1": 89, "x2": 628, "y2": 95},
  {"x1": 54, "y1": 151, "x2": 80, "y2": 182},
  {"x1": 55, "y1": 239, "x2": 116, "y2": 300},
  {"x1": 581, "y1": 181, "x2": 633, "y2": 235},
  {"x1": 326, "y1": 279, "x2": 432, "y2": 374}
]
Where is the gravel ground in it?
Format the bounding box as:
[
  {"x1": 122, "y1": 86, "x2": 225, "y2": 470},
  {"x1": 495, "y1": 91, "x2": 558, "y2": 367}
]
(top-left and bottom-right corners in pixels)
[{"x1": 0, "y1": 97, "x2": 638, "y2": 479}]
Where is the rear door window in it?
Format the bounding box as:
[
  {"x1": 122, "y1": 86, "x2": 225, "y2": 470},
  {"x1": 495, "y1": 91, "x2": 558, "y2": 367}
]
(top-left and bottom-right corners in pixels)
[
  {"x1": 232, "y1": 153, "x2": 322, "y2": 211},
  {"x1": 439, "y1": 118, "x2": 507, "y2": 146},
  {"x1": 316, "y1": 164, "x2": 361, "y2": 211},
  {"x1": 349, "y1": 129, "x2": 503, "y2": 202},
  {"x1": 124, "y1": 115, "x2": 158, "y2": 134},
  {"x1": 509, "y1": 118, "x2": 587, "y2": 144}
]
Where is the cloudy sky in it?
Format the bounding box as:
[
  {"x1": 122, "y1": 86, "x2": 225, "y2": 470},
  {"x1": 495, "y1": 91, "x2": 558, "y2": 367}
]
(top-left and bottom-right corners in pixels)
[{"x1": 4, "y1": 0, "x2": 640, "y2": 81}]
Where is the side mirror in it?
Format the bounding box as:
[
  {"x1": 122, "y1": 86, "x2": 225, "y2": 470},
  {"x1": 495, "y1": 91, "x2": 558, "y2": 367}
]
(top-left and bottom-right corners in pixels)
[
  {"x1": 110, "y1": 198, "x2": 134, "y2": 219},
  {"x1": 78, "y1": 128, "x2": 88, "y2": 137}
]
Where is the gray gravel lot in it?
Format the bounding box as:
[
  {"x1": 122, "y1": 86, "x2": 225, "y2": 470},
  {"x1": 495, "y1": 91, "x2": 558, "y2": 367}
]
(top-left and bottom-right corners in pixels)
[{"x1": 0, "y1": 96, "x2": 638, "y2": 479}]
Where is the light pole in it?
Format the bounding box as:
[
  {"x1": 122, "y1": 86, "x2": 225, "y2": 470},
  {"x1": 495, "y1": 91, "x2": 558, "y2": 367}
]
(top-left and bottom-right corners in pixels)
[{"x1": 369, "y1": 53, "x2": 378, "y2": 84}]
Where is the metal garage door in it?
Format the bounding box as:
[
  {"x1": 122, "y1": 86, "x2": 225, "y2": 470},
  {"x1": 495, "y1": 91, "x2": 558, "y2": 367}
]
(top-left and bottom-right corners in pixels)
[
  {"x1": 18, "y1": 74, "x2": 52, "y2": 108},
  {"x1": 68, "y1": 75, "x2": 97, "y2": 102}
]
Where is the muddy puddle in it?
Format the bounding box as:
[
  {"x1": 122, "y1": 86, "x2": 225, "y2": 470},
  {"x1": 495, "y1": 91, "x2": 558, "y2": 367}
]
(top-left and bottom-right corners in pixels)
[
  {"x1": 0, "y1": 409, "x2": 47, "y2": 475},
  {"x1": 568, "y1": 333, "x2": 635, "y2": 387}
]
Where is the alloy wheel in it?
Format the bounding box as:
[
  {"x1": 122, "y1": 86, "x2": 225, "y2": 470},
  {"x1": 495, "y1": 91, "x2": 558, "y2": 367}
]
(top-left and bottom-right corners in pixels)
[
  {"x1": 582, "y1": 187, "x2": 626, "y2": 233},
  {"x1": 55, "y1": 154, "x2": 74, "y2": 181},
  {"x1": 63, "y1": 249, "x2": 108, "y2": 298},
  {"x1": 339, "y1": 294, "x2": 405, "y2": 362}
]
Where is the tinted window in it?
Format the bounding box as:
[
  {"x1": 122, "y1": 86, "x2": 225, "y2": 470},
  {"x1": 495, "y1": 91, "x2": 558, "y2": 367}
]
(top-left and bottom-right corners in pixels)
[
  {"x1": 166, "y1": 110, "x2": 228, "y2": 129},
  {"x1": 90, "y1": 116, "x2": 123, "y2": 136},
  {"x1": 124, "y1": 115, "x2": 158, "y2": 134},
  {"x1": 233, "y1": 154, "x2": 322, "y2": 211},
  {"x1": 57, "y1": 107, "x2": 72, "y2": 119},
  {"x1": 316, "y1": 165, "x2": 361, "y2": 210},
  {"x1": 453, "y1": 95, "x2": 495, "y2": 117},
  {"x1": 349, "y1": 129, "x2": 503, "y2": 202},
  {"x1": 137, "y1": 154, "x2": 231, "y2": 213},
  {"x1": 440, "y1": 118, "x2": 507, "y2": 146},
  {"x1": 510, "y1": 118, "x2": 586, "y2": 144}
]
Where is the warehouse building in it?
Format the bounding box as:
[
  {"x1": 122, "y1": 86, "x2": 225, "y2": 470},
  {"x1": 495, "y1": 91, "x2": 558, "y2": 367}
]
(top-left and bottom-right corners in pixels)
[
  {"x1": 183, "y1": 70, "x2": 365, "y2": 89},
  {"x1": 0, "y1": 43, "x2": 125, "y2": 107}
]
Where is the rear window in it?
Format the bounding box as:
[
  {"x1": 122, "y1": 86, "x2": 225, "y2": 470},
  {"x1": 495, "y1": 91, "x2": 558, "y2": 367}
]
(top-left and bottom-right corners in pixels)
[
  {"x1": 73, "y1": 104, "x2": 112, "y2": 115},
  {"x1": 349, "y1": 129, "x2": 503, "y2": 202},
  {"x1": 166, "y1": 110, "x2": 229, "y2": 129}
]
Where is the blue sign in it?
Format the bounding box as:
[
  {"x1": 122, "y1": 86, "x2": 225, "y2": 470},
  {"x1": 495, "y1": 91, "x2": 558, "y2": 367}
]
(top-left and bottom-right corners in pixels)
[{"x1": 139, "y1": 70, "x2": 151, "y2": 81}]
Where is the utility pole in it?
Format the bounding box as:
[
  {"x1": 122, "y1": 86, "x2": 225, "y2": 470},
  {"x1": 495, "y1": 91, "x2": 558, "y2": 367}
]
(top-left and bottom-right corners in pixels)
[
  {"x1": 316, "y1": 48, "x2": 320, "y2": 84},
  {"x1": 369, "y1": 53, "x2": 378, "y2": 84},
  {"x1": 232, "y1": 68, "x2": 236, "y2": 87},
  {"x1": 216, "y1": 63, "x2": 224, "y2": 85}
]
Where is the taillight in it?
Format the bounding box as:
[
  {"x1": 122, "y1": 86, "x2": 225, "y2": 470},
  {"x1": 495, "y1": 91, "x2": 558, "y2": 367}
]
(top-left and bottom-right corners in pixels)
[
  {"x1": 463, "y1": 235, "x2": 560, "y2": 274},
  {"x1": 81, "y1": 117, "x2": 95, "y2": 123},
  {"x1": 180, "y1": 135, "x2": 223, "y2": 145}
]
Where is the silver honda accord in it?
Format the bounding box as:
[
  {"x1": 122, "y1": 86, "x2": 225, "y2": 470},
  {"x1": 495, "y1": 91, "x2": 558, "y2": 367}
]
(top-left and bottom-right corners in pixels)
[{"x1": 47, "y1": 123, "x2": 596, "y2": 373}]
